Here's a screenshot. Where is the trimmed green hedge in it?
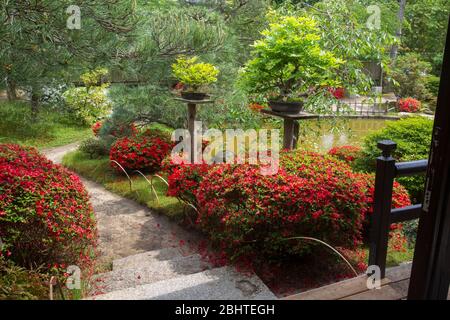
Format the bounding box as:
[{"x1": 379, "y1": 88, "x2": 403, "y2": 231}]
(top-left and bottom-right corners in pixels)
[{"x1": 355, "y1": 117, "x2": 433, "y2": 203}]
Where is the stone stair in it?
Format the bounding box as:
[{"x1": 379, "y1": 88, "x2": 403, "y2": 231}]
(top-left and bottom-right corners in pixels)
[{"x1": 88, "y1": 248, "x2": 276, "y2": 300}]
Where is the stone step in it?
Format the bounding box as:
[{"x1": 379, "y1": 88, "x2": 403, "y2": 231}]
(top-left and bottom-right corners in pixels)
[
  {"x1": 89, "y1": 266, "x2": 277, "y2": 300},
  {"x1": 113, "y1": 247, "x2": 183, "y2": 271},
  {"x1": 91, "y1": 254, "x2": 211, "y2": 295}
]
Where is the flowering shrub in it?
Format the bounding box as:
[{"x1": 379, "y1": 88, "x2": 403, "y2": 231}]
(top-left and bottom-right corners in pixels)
[
  {"x1": 328, "y1": 146, "x2": 363, "y2": 164},
  {"x1": 196, "y1": 158, "x2": 368, "y2": 260},
  {"x1": 327, "y1": 87, "x2": 345, "y2": 99},
  {"x1": 162, "y1": 139, "x2": 210, "y2": 176},
  {"x1": 398, "y1": 98, "x2": 421, "y2": 113},
  {"x1": 0, "y1": 144, "x2": 97, "y2": 270},
  {"x1": 92, "y1": 121, "x2": 103, "y2": 136},
  {"x1": 109, "y1": 130, "x2": 172, "y2": 174},
  {"x1": 167, "y1": 162, "x2": 212, "y2": 206},
  {"x1": 248, "y1": 103, "x2": 266, "y2": 112},
  {"x1": 355, "y1": 173, "x2": 411, "y2": 216},
  {"x1": 110, "y1": 122, "x2": 138, "y2": 138},
  {"x1": 92, "y1": 120, "x2": 138, "y2": 138},
  {"x1": 63, "y1": 68, "x2": 111, "y2": 125}
]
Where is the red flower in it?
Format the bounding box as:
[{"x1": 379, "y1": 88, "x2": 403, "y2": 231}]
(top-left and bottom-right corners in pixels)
[
  {"x1": 110, "y1": 129, "x2": 173, "y2": 174},
  {"x1": 196, "y1": 151, "x2": 369, "y2": 262},
  {"x1": 92, "y1": 121, "x2": 103, "y2": 136},
  {"x1": 398, "y1": 98, "x2": 421, "y2": 113},
  {"x1": 328, "y1": 145, "x2": 362, "y2": 164},
  {"x1": 0, "y1": 144, "x2": 97, "y2": 271},
  {"x1": 327, "y1": 87, "x2": 345, "y2": 99}
]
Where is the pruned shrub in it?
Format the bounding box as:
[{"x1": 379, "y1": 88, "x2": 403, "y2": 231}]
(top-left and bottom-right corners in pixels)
[
  {"x1": 398, "y1": 98, "x2": 421, "y2": 113},
  {"x1": 0, "y1": 144, "x2": 97, "y2": 270},
  {"x1": 355, "y1": 173, "x2": 411, "y2": 216},
  {"x1": 167, "y1": 162, "x2": 212, "y2": 206},
  {"x1": 109, "y1": 130, "x2": 172, "y2": 174},
  {"x1": 196, "y1": 153, "x2": 368, "y2": 261},
  {"x1": 98, "y1": 120, "x2": 139, "y2": 139},
  {"x1": 79, "y1": 138, "x2": 110, "y2": 159},
  {"x1": 92, "y1": 121, "x2": 103, "y2": 137},
  {"x1": 62, "y1": 68, "x2": 111, "y2": 125},
  {"x1": 357, "y1": 117, "x2": 433, "y2": 202}
]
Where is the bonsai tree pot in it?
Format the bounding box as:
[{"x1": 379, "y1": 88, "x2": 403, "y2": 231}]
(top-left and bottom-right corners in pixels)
[
  {"x1": 269, "y1": 100, "x2": 304, "y2": 114},
  {"x1": 181, "y1": 91, "x2": 208, "y2": 101}
]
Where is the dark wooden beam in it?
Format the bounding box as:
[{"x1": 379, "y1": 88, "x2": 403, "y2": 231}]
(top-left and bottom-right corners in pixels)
[{"x1": 408, "y1": 16, "x2": 450, "y2": 300}]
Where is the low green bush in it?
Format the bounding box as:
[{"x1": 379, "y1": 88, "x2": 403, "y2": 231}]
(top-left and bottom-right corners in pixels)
[
  {"x1": 79, "y1": 138, "x2": 110, "y2": 159},
  {"x1": 356, "y1": 117, "x2": 433, "y2": 202},
  {"x1": 425, "y1": 75, "x2": 441, "y2": 98},
  {"x1": 0, "y1": 257, "x2": 48, "y2": 300}
]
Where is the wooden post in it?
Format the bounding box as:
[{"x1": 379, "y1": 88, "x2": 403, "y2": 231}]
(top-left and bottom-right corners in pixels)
[
  {"x1": 408, "y1": 20, "x2": 450, "y2": 300},
  {"x1": 187, "y1": 103, "x2": 197, "y2": 164},
  {"x1": 283, "y1": 119, "x2": 295, "y2": 150},
  {"x1": 368, "y1": 140, "x2": 397, "y2": 278},
  {"x1": 293, "y1": 121, "x2": 300, "y2": 149}
]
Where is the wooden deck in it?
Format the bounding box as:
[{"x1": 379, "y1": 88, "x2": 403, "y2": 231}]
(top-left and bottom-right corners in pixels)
[{"x1": 284, "y1": 263, "x2": 450, "y2": 300}]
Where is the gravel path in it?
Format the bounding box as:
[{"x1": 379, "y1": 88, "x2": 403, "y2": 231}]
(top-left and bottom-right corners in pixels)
[{"x1": 42, "y1": 144, "x2": 203, "y2": 265}]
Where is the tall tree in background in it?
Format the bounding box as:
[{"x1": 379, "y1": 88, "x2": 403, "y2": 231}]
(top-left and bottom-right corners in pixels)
[
  {"x1": 0, "y1": 0, "x2": 136, "y2": 113},
  {"x1": 390, "y1": 0, "x2": 407, "y2": 60},
  {"x1": 403, "y1": 0, "x2": 450, "y2": 74}
]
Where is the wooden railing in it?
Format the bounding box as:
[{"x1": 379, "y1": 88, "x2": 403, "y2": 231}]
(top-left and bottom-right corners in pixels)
[{"x1": 368, "y1": 140, "x2": 428, "y2": 278}]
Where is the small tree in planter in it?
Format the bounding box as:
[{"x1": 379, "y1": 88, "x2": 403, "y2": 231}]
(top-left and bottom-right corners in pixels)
[
  {"x1": 238, "y1": 15, "x2": 342, "y2": 114},
  {"x1": 172, "y1": 56, "x2": 219, "y2": 100}
]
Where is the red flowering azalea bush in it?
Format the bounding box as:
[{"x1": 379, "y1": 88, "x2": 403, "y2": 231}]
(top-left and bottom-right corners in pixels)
[
  {"x1": 0, "y1": 144, "x2": 97, "y2": 270},
  {"x1": 398, "y1": 98, "x2": 421, "y2": 113},
  {"x1": 162, "y1": 139, "x2": 210, "y2": 176},
  {"x1": 110, "y1": 130, "x2": 173, "y2": 174},
  {"x1": 327, "y1": 87, "x2": 345, "y2": 99},
  {"x1": 355, "y1": 173, "x2": 411, "y2": 216},
  {"x1": 196, "y1": 158, "x2": 368, "y2": 260},
  {"x1": 92, "y1": 121, "x2": 103, "y2": 136},
  {"x1": 328, "y1": 145, "x2": 363, "y2": 164},
  {"x1": 167, "y1": 162, "x2": 212, "y2": 206}
]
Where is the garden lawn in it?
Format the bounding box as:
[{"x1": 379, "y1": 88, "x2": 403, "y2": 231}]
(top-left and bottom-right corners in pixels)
[
  {"x1": 62, "y1": 150, "x2": 185, "y2": 220},
  {"x1": 0, "y1": 125, "x2": 92, "y2": 149},
  {"x1": 0, "y1": 101, "x2": 92, "y2": 149}
]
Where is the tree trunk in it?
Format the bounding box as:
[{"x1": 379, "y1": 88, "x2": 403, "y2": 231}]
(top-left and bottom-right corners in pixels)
[
  {"x1": 31, "y1": 89, "x2": 39, "y2": 118},
  {"x1": 6, "y1": 77, "x2": 17, "y2": 101},
  {"x1": 390, "y1": 0, "x2": 407, "y2": 60}
]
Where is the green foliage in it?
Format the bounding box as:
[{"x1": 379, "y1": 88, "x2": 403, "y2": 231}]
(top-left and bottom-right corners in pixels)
[
  {"x1": 391, "y1": 53, "x2": 432, "y2": 101},
  {"x1": 288, "y1": 0, "x2": 398, "y2": 95},
  {"x1": 0, "y1": 101, "x2": 52, "y2": 140},
  {"x1": 63, "y1": 68, "x2": 111, "y2": 125},
  {"x1": 0, "y1": 257, "x2": 48, "y2": 300},
  {"x1": 0, "y1": 101, "x2": 91, "y2": 148},
  {"x1": 79, "y1": 138, "x2": 110, "y2": 159},
  {"x1": 403, "y1": 0, "x2": 450, "y2": 75},
  {"x1": 0, "y1": 0, "x2": 136, "y2": 109},
  {"x1": 357, "y1": 117, "x2": 433, "y2": 202},
  {"x1": 425, "y1": 76, "x2": 441, "y2": 98},
  {"x1": 107, "y1": 84, "x2": 186, "y2": 129},
  {"x1": 172, "y1": 56, "x2": 219, "y2": 91},
  {"x1": 239, "y1": 14, "x2": 342, "y2": 101}
]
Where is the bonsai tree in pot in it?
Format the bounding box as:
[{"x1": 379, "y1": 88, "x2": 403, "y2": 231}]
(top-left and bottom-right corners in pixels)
[
  {"x1": 239, "y1": 15, "x2": 342, "y2": 114},
  {"x1": 172, "y1": 56, "x2": 219, "y2": 101}
]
